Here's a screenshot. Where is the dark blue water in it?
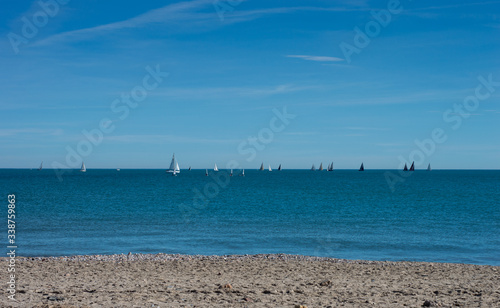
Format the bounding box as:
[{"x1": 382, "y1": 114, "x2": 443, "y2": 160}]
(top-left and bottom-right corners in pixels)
[{"x1": 1, "y1": 169, "x2": 499, "y2": 265}]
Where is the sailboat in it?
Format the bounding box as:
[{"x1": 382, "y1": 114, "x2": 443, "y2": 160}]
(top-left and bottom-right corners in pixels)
[
  {"x1": 403, "y1": 163, "x2": 408, "y2": 171},
  {"x1": 80, "y1": 162, "x2": 86, "y2": 172},
  {"x1": 359, "y1": 163, "x2": 364, "y2": 171},
  {"x1": 311, "y1": 164, "x2": 316, "y2": 171},
  {"x1": 205, "y1": 169, "x2": 208, "y2": 176},
  {"x1": 319, "y1": 163, "x2": 323, "y2": 171},
  {"x1": 240, "y1": 169, "x2": 245, "y2": 176},
  {"x1": 259, "y1": 163, "x2": 264, "y2": 171},
  {"x1": 166, "y1": 153, "x2": 179, "y2": 175},
  {"x1": 188, "y1": 166, "x2": 191, "y2": 171},
  {"x1": 268, "y1": 165, "x2": 272, "y2": 171},
  {"x1": 409, "y1": 161, "x2": 415, "y2": 171},
  {"x1": 214, "y1": 163, "x2": 219, "y2": 171},
  {"x1": 427, "y1": 163, "x2": 431, "y2": 171},
  {"x1": 327, "y1": 162, "x2": 333, "y2": 172},
  {"x1": 278, "y1": 164, "x2": 282, "y2": 171},
  {"x1": 230, "y1": 169, "x2": 233, "y2": 176},
  {"x1": 38, "y1": 161, "x2": 43, "y2": 171}
]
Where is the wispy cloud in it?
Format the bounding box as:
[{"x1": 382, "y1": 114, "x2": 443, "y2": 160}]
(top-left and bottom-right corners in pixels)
[
  {"x1": 34, "y1": 1, "x2": 370, "y2": 46},
  {"x1": 286, "y1": 55, "x2": 344, "y2": 62},
  {"x1": 106, "y1": 134, "x2": 238, "y2": 144},
  {"x1": 0, "y1": 128, "x2": 63, "y2": 137}
]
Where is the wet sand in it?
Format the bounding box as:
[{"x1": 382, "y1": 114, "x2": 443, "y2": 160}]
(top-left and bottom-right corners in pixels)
[{"x1": 1, "y1": 254, "x2": 499, "y2": 307}]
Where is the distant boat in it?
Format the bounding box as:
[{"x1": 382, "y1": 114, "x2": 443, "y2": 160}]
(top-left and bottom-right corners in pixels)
[
  {"x1": 409, "y1": 161, "x2": 415, "y2": 171},
  {"x1": 230, "y1": 169, "x2": 233, "y2": 176},
  {"x1": 319, "y1": 163, "x2": 323, "y2": 171},
  {"x1": 166, "y1": 153, "x2": 179, "y2": 175},
  {"x1": 268, "y1": 165, "x2": 272, "y2": 171},
  {"x1": 278, "y1": 164, "x2": 282, "y2": 171},
  {"x1": 214, "y1": 163, "x2": 219, "y2": 172},
  {"x1": 80, "y1": 162, "x2": 86, "y2": 172},
  {"x1": 359, "y1": 163, "x2": 364, "y2": 171},
  {"x1": 403, "y1": 163, "x2": 408, "y2": 171},
  {"x1": 240, "y1": 169, "x2": 245, "y2": 176},
  {"x1": 205, "y1": 169, "x2": 208, "y2": 176},
  {"x1": 38, "y1": 161, "x2": 43, "y2": 171},
  {"x1": 259, "y1": 163, "x2": 264, "y2": 171},
  {"x1": 116, "y1": 169, "x2": 120, "y2": 171},
  {"x1": 188, "y1": 166, "x2": 191, "y2": 171},
  {"x1": 327, "y1": 162, "x2": 333, "y2": 172},
  {"x1": 311, "y1": 164, "x2": 316, "y2": 171},
  {"x1": 427, "y1": 163, "x2": 431, "y2": 171}
]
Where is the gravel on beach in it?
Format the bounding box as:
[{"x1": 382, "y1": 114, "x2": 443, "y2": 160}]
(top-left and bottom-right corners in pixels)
[{"x1": 1, "y1": 253, "x2": 499, "y2": 307}]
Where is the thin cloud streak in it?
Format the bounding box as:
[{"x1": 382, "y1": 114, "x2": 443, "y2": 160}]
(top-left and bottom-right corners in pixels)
[{"x1": 286, "y1": 55, "x2": 344, "y2": 62}]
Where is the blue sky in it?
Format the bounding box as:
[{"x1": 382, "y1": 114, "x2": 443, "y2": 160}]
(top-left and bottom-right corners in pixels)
[{"x1": 1, "y1": 0, "x2": 499, "y2": 169}]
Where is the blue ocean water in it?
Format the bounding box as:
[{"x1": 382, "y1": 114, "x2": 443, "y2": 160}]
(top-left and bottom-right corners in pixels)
[{"x1": 1, "y1": 169, "x2": 499, "y2": 265}]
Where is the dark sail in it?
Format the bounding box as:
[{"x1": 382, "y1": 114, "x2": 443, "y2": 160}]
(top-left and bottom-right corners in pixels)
[
  {"x1": 403, "y1": 163, "x2": 408, "y2": 171},
  {"x1": 359, "y1": 163, "x2": 364, "y2": 171},
  {"x1": 409, "y1": 162, "x2": 415, "y2": 171}
]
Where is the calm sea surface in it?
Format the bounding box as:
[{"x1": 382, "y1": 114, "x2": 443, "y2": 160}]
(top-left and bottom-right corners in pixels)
[{"x1": 1, "y1": 169, "x2": 499, "y2": 265}]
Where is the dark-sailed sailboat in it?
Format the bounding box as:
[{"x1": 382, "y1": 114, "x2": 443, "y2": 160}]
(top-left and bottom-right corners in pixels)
[
  {"x1": 359, "y1": 163, "x2": 364, "y2": 171},
  {"x1": 259, "y1": 163, "x2": 264, "y2": 171},
  {"x1": 409, "y1": 161, "x2": 415, "y2": 171},
  {"x1": 277, "y1": 164, "x2": 282, "y2": 171},
  {"x1": 403, "y1": 163, "x2": 408, "y2": 171}
]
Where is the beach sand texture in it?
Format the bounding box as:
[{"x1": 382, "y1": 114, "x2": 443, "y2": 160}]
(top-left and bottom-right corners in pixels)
[{"x1": 2, "y1": 254, "x2": 499, "y2": 307}]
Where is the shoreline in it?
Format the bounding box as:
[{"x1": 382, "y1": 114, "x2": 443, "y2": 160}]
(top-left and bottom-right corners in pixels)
[{"x1": 2, "y1": 253, "x2": 499, "y2": 307}]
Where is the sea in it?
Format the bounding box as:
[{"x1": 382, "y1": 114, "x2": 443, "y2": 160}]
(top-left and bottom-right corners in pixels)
[{"x1": 1, "y1": 169, "x2": 499, "y2": 265}]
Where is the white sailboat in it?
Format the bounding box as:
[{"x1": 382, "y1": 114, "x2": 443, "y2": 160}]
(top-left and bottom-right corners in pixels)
[
  {"x1": 166, "y1": 153, "x2": 179, "y2": 175},
  {"x1": 230, "y1": 169, "x2": 233, "y2": 176},
  {"x1": 38, "y1": 161, "x2": 43, "y2": 171},
  {"x1": 80, "y1": 162, "x2": 86, "y2": 172},
  {"x1": 268, "y1": 165, "x2": 272, "y2": 171},
  {"x1": 214, "y1": 163, "x2": 219, "y2": 171},
  {"x1": 240, "y1": 169, "x2": 245, "y2": 176},
  {"x1": 205, "y1": 169, "x2": 208, "y2": 176}
]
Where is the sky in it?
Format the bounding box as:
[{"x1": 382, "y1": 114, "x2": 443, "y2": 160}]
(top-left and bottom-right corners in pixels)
[{"x1": 0, "y1": 0, "x2": 499, "y2": 169}]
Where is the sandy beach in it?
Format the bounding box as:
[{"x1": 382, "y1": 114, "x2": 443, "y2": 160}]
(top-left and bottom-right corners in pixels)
[{"x1": 1, "y1": 254, "x2": 499, "y2": 307}]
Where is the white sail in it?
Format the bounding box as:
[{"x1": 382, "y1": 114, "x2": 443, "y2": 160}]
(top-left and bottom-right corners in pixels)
[
  {"x1": 268, "y1": 165, "x2": 272, "y2": 171},
  {"x1": 167, "y1": 153, "x2": 177, "y2": 173},
  {"x1": 214, "y1": 163, "x2": 219, "y2": 171},
  {"x1": 80, "y1": 162, "x2": 86, "y2": 172},
  {"x1": 230, "y1": 169, "x2": 233, "y2": 176},
  {"x1": 205, "y1": 169, "x2": 208, "y2": 176},
  {"x1": 241, "y1": 169, "x2": 245, "y2": 176}
]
